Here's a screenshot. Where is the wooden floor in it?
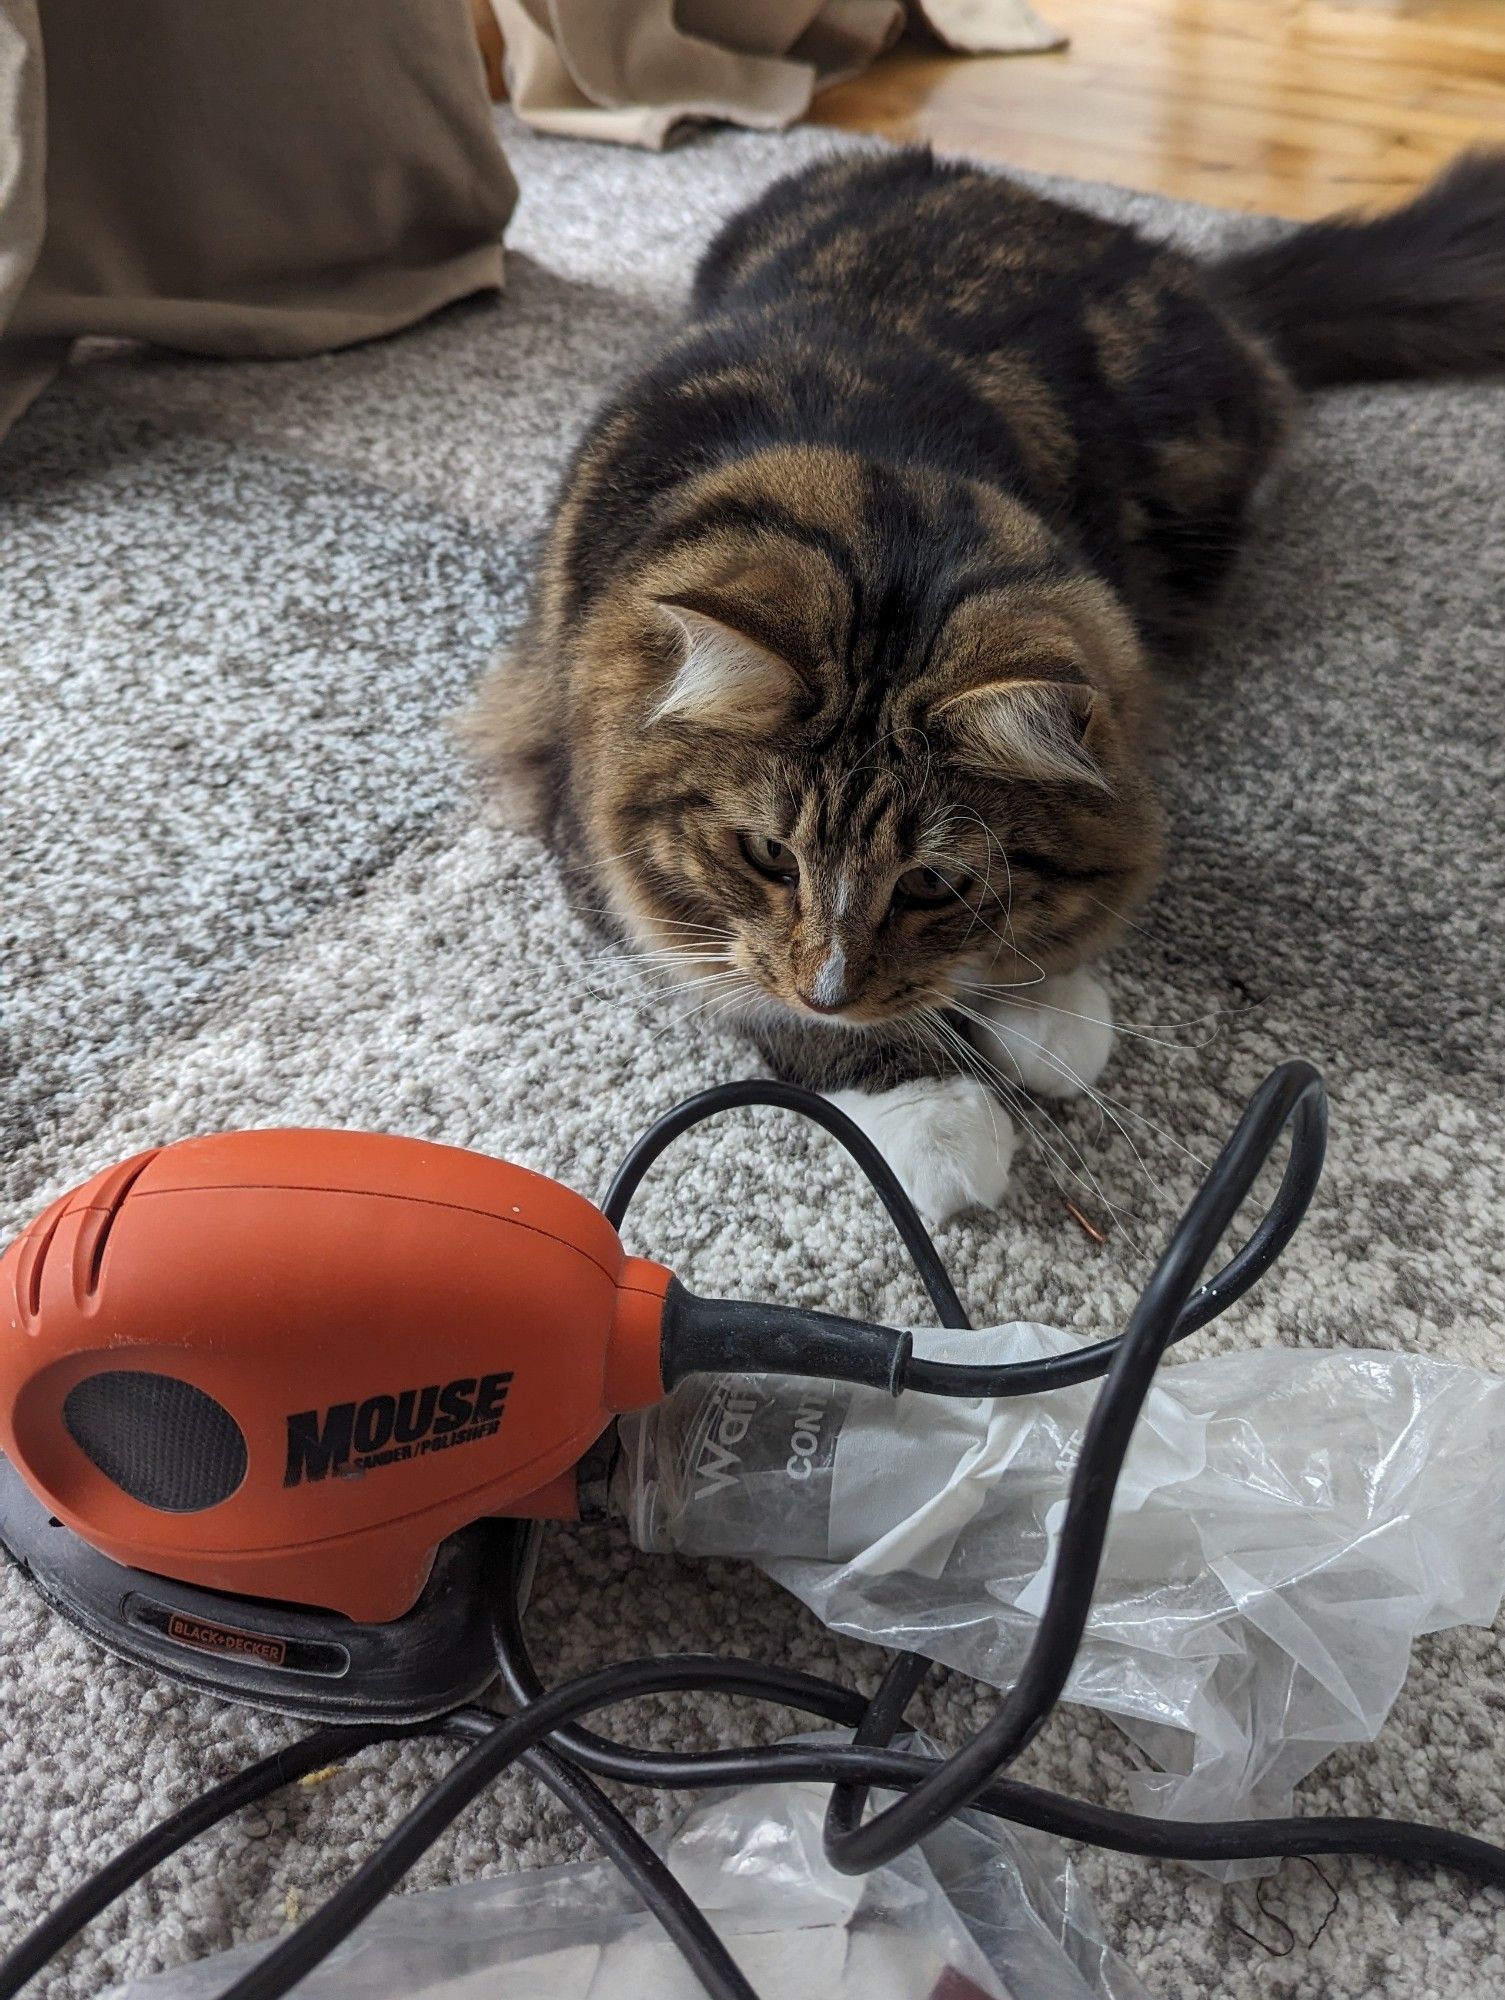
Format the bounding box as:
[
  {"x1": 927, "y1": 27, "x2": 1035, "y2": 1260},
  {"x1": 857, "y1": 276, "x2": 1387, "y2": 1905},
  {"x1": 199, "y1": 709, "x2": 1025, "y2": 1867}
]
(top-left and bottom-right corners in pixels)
[{"x1": 809, "y1": 0, "x2": 1505, "y2": 219}]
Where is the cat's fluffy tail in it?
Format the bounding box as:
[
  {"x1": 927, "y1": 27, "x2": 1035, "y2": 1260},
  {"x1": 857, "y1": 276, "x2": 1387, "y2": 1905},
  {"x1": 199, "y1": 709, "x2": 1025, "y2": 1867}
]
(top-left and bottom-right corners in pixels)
[{"x1": 1218, "y1": 152, "x2": 1505, "y2": 389}]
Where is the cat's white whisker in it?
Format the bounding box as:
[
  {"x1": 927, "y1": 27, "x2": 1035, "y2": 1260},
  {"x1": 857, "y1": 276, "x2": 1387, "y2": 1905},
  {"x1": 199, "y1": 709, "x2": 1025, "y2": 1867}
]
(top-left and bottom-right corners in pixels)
[
  {"x1": 922, "y1": 1009, "x2": 1143, "y2": 1245},
  {"x1": 949, "y1": 998, "x2": 1211, "y2": 1176},
  {"x1": 681, "y1": 980, "x2": 765, "y2": 1028},
  {"x1": 571, "y1": 903, "x2": 736, "y2": 942},
  {"x1": 591, "y1": 957, "x2": 743, "y2": 1007},
  {"x1": 626, "y1": 965, "x2": 746, "y2": 995},
  {"x1": 632, "y1": 948, "x2": 739, "y2": 970},
  {"x1": 643, "y1": 923, "x2": 740, "y2": 940},
  {"x1": 944, "y1": 1020, "x2": 1149, "y2": 1253},
  {"x1": 834, "y1": 724, "x2": 934, "y2": 795},
  {"x1": 556, "y1": 840, "x2": 658, "y2": 880},
  {"x1": 601, "y1": 944, "x2": 731, "y2": 972},
  {"x1": 931, "y1": 805, "x2": 1045, "y2": 978},
  {"x1": 956, "y1": 985, "x2": 1225, "y2": 1055},
  {"x1": 1078, "y1": 891, "x2": 1160, "y2": 941},
  {"x1": 937, "y1": 1021, "x2": 1005, "y2": 1158}
]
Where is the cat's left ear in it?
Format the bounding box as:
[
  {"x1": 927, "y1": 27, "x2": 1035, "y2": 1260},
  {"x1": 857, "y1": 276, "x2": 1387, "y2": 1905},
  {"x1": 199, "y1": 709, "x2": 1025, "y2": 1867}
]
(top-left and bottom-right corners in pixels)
[
  {"x1": 936, "y1": 676, "x2": 1109, "y2": 790},
  {"x1": 648, "y1": 599, "x2": 800, "y2": 733}
]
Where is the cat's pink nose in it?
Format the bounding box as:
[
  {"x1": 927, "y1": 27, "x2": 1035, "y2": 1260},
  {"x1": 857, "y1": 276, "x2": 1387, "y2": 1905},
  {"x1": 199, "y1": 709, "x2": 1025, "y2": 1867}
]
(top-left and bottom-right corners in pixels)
[{"x1": 797, "y1": 944, "x2": 851, "y2": 1016}]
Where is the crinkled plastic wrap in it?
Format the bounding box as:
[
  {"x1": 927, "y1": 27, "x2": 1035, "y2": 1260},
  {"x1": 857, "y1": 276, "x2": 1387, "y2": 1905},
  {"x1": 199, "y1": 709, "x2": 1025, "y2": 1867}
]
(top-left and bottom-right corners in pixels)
[
  {"x1": 620, "y1": 1326, "x2": 1505, "y2": 1852},
  {"x1": 100, "y1": 1758, "x2": 1148, "y2": 2000}
]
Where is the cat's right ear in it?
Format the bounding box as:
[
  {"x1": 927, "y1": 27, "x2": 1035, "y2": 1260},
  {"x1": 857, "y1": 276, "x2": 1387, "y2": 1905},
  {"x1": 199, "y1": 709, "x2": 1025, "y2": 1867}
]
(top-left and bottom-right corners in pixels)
[
  {"x1": 649, "y1": 600, "x2": 799, "y2": 733},
  {"x1": 936, "y1": 676, "x2": 1109, "y2": 790}
]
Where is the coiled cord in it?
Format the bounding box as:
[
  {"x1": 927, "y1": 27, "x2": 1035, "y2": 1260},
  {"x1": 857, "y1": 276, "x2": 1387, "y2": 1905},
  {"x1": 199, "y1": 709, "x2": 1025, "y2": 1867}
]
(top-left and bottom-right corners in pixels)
[{"x1": 9, "y1": 1060, "x2": 1504, "y2": 2000}]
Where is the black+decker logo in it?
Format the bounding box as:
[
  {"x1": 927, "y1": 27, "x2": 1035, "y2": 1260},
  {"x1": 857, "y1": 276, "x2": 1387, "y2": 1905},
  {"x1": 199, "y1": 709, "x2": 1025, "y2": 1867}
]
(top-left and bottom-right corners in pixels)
[
  {"x1": 167, "y1": 1612, "x2": 288, "y2": 1667},
  {"x1": 283, "y1": 1372, "x2": 513, "y2": 1488}
]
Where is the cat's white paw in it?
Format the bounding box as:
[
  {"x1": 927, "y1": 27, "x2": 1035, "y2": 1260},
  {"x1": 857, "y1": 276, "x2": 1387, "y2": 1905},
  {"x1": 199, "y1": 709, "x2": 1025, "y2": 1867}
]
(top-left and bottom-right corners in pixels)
[
  {"x1": 826, "y1": 1076, "x2": 1016, "y2": 1224},
  {"x1": 973, "y1": 968, "x2": 1115, "y2": 1101}
]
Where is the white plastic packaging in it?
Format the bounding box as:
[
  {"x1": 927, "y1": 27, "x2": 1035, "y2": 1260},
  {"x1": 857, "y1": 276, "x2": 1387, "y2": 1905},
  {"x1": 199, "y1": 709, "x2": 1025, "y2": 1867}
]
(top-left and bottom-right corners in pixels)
[
  {"x1": 620, "y1": 1325, "x2": 1505, "y2": 1847},
  {"x1": 100, "y1": 1756, "x2": 1149, "y2": 2000}
]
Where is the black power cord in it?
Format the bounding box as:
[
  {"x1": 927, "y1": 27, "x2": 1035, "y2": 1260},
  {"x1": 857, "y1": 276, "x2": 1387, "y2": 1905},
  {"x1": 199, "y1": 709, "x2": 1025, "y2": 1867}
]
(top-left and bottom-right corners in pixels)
[
  {"x1": 506, "y1": 1735, "x2": 761, "y2": 2000},
  {"x1": 830, "y1": 1059, "x2": 1329, "y2": 1871},
  {"x1": 8, "y1": 1060, "x2": 1505, "y2": 2000},
  {"x1": 606, "y1": 1076, "x2": 984, "y2": 1861},
  {"x1": 601, "y1": 1076, "x2": 971, "y2": 1321},
  {"x1": 645, "y1": 1067, "x2": 1328, "y2": 1400},
  {"x1": 205, "y1": 1060, "x2": 1504, "y2": 1997},
  {"x1": 481, "y1": 1514, "x2": 1505, "y2": 1880},
  {"x1": 0, "y1": 1709, "x2": 770, "y2": 2000},
  {"x1": 0, "y1": 1729, "x2": 385, "y2": 2000}
]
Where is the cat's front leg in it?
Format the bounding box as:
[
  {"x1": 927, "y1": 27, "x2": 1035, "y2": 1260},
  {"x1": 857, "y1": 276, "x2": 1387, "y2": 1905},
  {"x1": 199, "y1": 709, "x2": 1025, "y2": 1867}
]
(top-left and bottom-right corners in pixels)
[
  {"x1": 969, "y1": 965, "x2": 1116, "y2": 1102},
  {"x1": 825, "y1": 1076, "x2": 1017, "y2": 1225},
  {"x1": 752, "y1": 1022, "x2": 1016, "y2": 1225},
  {"x1": 827, "y1": 971, "x2": 1115, "y2": 1221}
]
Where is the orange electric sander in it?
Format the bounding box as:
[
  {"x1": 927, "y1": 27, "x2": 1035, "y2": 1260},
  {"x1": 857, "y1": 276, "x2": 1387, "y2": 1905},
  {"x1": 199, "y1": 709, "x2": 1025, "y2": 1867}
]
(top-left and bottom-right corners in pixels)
[
  {"x1": 15, "y1": 1069, "x2": 1504, "y2": 2000},
  {"x1": 0, "y1": 1099, "x2": 914, "y2": 1722}
]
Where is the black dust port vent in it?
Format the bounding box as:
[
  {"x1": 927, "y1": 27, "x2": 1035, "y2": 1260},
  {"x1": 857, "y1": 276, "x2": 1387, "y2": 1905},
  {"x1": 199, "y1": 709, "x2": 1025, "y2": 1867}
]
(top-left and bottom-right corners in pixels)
[{"x1": 63, "y1": 1372, "x2": 248, "y2": 1512}]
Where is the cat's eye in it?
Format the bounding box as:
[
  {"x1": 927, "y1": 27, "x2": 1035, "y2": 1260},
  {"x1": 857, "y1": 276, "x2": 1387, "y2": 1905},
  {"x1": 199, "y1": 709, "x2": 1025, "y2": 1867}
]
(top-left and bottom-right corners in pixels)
[
  {"x1": 740, "y1": 832, "x2": 799, "y2": 884},
  {"x1": 896, "y1": 863, "x2": 963, "y2": 907}
]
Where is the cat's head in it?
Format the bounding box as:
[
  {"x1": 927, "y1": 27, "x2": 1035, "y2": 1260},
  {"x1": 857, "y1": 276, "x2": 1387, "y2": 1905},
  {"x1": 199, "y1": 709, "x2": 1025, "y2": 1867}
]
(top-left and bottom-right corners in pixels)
[{"x1": 537, "y1": 448, "x2": 1162, "y2": 1033}]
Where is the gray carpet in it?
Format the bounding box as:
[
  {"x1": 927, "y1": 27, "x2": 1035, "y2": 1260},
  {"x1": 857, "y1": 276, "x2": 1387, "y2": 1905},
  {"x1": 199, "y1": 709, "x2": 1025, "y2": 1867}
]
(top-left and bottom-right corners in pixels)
[{"x1": 3, "y1": 109, "x2": 1504, "y2": 1998}]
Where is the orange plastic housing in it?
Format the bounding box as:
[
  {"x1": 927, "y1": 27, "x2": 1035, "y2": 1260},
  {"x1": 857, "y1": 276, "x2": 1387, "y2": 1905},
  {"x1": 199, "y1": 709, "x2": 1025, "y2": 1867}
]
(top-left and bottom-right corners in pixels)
[{"x1": 0, "y1": 1131, "x2": 672, "y2": 1621}]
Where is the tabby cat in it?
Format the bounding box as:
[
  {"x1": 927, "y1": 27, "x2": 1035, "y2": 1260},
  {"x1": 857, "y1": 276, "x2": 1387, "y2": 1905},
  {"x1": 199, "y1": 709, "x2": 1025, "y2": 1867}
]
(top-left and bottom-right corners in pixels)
[{"x1": 471, "y1": 148, "x2": 1505, "y2": 1219}]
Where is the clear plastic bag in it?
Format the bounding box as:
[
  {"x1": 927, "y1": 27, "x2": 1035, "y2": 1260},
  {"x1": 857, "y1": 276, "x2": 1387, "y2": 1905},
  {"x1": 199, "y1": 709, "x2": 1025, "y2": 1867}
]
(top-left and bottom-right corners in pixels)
[
  {"x1": 621, "y1": 1326, "x2": 1505, "y2": 1850},
  {"x1": 100, "y1": 1753, "x2": 1148, "y2": 1999}
]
